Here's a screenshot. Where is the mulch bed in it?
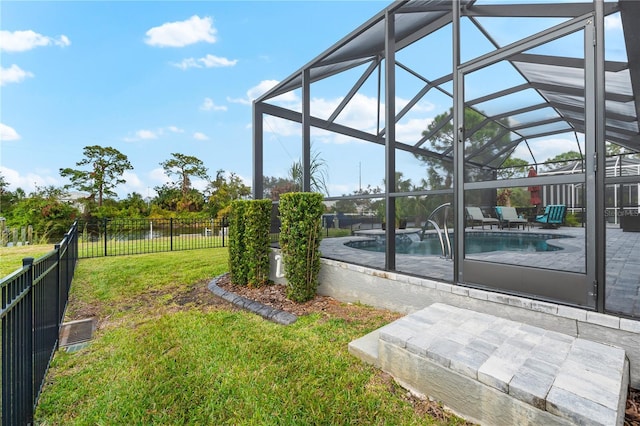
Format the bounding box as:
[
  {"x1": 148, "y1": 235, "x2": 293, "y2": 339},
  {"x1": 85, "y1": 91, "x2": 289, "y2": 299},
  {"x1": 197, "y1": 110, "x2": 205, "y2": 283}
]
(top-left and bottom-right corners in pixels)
[
  {"x1": 628, "y1": 387, "x2": 640, "y2": 426},
  {"x1": 215, "y1": 274, "x2": 640, "y2": 425}
]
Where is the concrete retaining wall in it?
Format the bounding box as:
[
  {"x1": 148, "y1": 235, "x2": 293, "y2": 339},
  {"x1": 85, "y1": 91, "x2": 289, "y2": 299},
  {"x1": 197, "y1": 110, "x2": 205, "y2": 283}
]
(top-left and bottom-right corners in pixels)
[{"x1": 269, "y1": 249, "x2": 640, "y2": 388}]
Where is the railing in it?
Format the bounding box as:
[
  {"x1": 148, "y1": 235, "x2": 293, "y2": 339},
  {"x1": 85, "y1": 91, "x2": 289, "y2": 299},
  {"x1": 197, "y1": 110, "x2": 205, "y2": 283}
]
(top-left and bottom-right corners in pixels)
[
  {"x1": 1, "y1": 222, "x2": 78, "y2": 426},
  {"x1": 1, "y1": 217, "x2": 226, "y2": 424},
  {"x1": 421, "y1": 203, "x2": 452, "y2": 258},
  {"x1": 77, "y1": 218, "x2": 227, "y2": 258}
]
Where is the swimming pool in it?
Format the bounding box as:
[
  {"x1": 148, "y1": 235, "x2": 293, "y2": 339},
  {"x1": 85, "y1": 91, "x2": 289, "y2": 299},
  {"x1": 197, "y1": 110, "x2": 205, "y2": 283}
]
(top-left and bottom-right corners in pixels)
[{"x1": 345, "y1": 232, "x2": 570, "y2": 255}]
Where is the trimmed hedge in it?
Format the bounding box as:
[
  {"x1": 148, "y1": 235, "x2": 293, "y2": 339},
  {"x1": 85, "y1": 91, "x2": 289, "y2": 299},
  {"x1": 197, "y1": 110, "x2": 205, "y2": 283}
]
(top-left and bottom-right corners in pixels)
[
  {"x1": 244, "y1": 199, "x2": 272, "y2": 287},
  {"x1": 228, "y1": 200, "x2": 248, "y2": 285},
  {"x1": 279, "y1": 192, "x2": 324, "y2": 302},
  {"x1": 228, "y1": 199, "x2": 272, "y2": 287}
]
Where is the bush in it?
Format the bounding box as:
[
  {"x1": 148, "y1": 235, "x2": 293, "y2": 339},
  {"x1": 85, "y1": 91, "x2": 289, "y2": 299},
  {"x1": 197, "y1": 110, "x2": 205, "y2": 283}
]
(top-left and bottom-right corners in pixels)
[
  {"x1": 228, "y1": 200, "x2": 272, "y2": 287},
  {"x1": 565, "y1": 212, "x2": 581, "y2": 227},
  {"x1": 279, "y1": 192, "x2": 324, "y2": 302},
  {"x1": 244, "y1": 200, "x2": 272, "y2": 287},
  {"x1": 228, "y1": 200, "x2": 248, "y2": 285}
]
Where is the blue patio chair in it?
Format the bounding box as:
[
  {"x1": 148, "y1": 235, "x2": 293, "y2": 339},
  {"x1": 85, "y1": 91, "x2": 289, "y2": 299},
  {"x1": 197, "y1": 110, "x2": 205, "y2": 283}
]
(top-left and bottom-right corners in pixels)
[{"x1": 535, "y1": 205, "x2": 566, "y2": 228}]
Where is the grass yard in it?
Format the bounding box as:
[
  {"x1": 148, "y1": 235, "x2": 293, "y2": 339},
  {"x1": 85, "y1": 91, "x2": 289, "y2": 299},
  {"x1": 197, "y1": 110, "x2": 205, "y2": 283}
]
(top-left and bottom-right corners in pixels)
[
  {"x1": 77, "y1": 234, "x2": 225, "y2": 258},
  {"x1": 0, "y1": 244, "x2": 54, "y2": 276},
  {"x1": 35, "y1": 247, "x2": 466, "y2": 425}
]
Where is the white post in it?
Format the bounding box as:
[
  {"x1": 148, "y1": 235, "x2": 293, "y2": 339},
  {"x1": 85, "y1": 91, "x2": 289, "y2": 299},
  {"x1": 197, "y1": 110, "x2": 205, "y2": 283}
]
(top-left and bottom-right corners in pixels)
[
  {"x1": 614, "y1": 184, "x2": 618, "y2": 225},
  {"x1": 274, "y1": 254, "x2": 285, "y2": 278},
  {"x1": 150, "y1": 221, "x2": 153, "y2": 239}
]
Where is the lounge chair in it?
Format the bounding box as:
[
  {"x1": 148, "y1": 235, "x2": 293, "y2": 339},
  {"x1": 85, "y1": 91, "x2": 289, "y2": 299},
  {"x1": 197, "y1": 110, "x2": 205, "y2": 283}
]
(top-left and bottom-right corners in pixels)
[
  {"x1": 535, "y1": 205, "x2": 566, "y2": 228},
  {"x1": 465, "y1": 207, "x2": 499, "y2": 229},
  {"x1": 495, "y1": 206, "x2": 528, "y2": 230}
]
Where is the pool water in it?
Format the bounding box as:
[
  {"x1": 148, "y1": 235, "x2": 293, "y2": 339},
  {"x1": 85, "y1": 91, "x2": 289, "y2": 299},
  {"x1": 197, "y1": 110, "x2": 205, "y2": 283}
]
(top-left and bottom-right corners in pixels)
[{"x1": 345, "y1": 232, "x2": 569, "y2": 255}]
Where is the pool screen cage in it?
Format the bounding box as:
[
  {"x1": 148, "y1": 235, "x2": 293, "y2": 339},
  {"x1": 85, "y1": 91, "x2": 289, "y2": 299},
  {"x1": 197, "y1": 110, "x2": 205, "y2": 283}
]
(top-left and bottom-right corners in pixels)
[{"x1": 252, "y1": 0, "x2": 640, "y2": 317}]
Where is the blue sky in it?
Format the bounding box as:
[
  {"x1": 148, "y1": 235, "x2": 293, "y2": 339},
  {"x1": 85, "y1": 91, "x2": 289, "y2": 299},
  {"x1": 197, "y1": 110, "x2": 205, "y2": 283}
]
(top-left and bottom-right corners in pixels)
[
  {"x1": 1, "y1": 1, "x2": 627, "y2": 199},
  {"x1": 1, "y1": 1, "x2": 387, "y2": 198}
]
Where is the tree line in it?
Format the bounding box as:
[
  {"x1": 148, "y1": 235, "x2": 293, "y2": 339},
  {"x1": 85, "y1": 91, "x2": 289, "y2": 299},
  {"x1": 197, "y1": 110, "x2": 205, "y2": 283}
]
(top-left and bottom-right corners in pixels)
[
  {"x1": 0, "y1": 145, "x2": 317, "y2": 242},
  {"x1": 2, "y1": 108, "x2": 635, "y2": 242}
]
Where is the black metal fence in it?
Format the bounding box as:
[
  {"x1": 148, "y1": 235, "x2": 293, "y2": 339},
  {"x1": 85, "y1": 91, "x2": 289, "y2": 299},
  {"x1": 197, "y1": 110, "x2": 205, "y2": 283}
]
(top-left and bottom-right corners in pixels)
[
  {"x1": 1, "y1": 222, "x2": 78, "y2": 426},
  {"x1": 77, "y1": 218, "x2": 227, "y2": 258},
  {"x1": 1, "y1": 217, "x2": 225, "y2": 424}
]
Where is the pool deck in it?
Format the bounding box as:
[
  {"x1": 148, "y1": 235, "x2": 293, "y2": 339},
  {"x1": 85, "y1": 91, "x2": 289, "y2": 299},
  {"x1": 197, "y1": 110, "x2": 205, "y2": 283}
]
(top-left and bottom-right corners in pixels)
[{"x1": 319, "y1": 225, "x2": 640, "y2": 317}]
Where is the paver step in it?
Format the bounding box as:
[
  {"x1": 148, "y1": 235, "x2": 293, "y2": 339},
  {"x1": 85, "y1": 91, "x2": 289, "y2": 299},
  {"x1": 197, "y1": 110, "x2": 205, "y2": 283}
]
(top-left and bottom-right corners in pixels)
[{"x1": 349, "y1": 303, "x2": 629, "y2": 426}]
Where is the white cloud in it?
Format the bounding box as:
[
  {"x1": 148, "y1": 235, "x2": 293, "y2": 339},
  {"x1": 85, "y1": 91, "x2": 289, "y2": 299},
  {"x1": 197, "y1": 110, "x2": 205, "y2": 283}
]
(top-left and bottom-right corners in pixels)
[
  {"x1": 408, "y1": 100, "x2": 436, "y2": 114},
  {"x1": 144, "y1": 168, "x2": 210, "y2": 194},
  {"x1": 0, "y1": 165, "x2": 60, "y2": 193},
  {"x1": 149, "y1": 167, "x2": 171, "y2": 185},
  {"x1": 605, "y1": 14, "x2": 622, "y2": 31},
  {"x1": 227, "y1": 96, "x2": 251, "y2": 106},
  {"x1": 193, "y1": 132, "x2": 209, "y2": 141},
  {"x1": 263, "y1": 116, "x2": 300, "y2": 137},
  {"x1": 117, "y1": 171, "x2": 148, "y2": 197},
  {"x1": 123, "y1": 126, "x2": 194, "y2": 141},
  {"x1": 0, "y1": 30, "x2": 70, "y2": 52},
  {"x1": 0, "y1": 123, "x2": 21, "y2": 141},
  {"x1": 114, "y1": 168, "x2": 169, "y2": 198},
  {"x1": 228, "y1": 79, "x2": 298, "y2": 106},
  {"x1": 171, "y1": 58, "x2": 199, "y2": 70},
  {"x1": 260, "y1": 93, "x2": 371, "y2": 138},
  {"x1": 172, "y1": 54, "x2": 237, "y2": 70},
  {"x1": 136, "y1": 129, "x2": 159, "y2": 140},
  {"x1": 199, "y1": 54, "x2": 236, "y2": 67},
  {"x1": 145, "y1": 15, "x2": 217, "y2": 47},
  {"x1": 200, "y1": 97, "x2": 227, "y2": 111},
  {"x1": 330, "y1": 93, "x2": 381, "y2": 131},
  {"x1": 512, "y1": 137, "x2": 581, "y2": 163},
  {"x1": 191, "y1": 178, "x2": 208, "y2": 192},
  {"x1": 256, "y1": 89, "x2": 436, "y2": 146},
  {"x1": 0, "y1": 64, "x2": 34, "y2": 85},
  {"x1": 249, "y1": 80, "x2": 282, "y2": 101},
  {"x1": 396, "y1": 118, "x2": 434, "y2": 144},
  {"x1": 57, "y1": 35, "x2": 71, "y2": 47},
  {"x1": 123, "y1": 129, "x2": 160, "y2": 142}
]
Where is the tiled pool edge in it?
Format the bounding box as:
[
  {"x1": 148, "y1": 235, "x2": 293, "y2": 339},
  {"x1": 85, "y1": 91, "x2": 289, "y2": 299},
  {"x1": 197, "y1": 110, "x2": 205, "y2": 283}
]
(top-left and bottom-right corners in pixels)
[{"x1": 269, "y1": 250, "x2": 640, "y2": 388}]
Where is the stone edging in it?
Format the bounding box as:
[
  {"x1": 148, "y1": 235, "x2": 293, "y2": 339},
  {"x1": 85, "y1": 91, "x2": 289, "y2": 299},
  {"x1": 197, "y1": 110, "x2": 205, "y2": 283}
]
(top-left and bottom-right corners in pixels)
[{"x1": 207, "y1": 275, "x2": 297, "y2": 325}]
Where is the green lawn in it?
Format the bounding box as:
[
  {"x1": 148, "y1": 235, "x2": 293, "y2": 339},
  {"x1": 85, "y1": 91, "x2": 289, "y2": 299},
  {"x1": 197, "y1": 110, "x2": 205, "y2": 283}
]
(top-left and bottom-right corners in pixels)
[
  {"x1": 77, "y1": 235, "x2": 225, "y2": 257},
  {"x1": 0, "y1": 244, "x2": 54, "y2": 276},
  {"x1": 35, "y1": 248, "x2": 465, "y2": 425}
]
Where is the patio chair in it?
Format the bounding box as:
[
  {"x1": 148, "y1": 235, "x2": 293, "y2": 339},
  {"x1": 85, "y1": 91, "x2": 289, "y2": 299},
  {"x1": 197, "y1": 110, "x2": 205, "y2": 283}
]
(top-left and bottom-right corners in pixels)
[
  {"x1": 535, "y1": 204, "x2": 566, "y2": 228},
  {"x1": 495, "y1": 206, "x2": 528, "y2": 230},
  {"x1": 465, "y1": 207, "x2": 499, "y2": 229}
]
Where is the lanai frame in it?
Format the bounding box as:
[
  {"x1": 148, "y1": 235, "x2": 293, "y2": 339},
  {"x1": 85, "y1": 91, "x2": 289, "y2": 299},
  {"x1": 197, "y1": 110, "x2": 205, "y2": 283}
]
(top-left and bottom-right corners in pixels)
[{"x1": 252, "y1": 0, "x2": 640, "y2": 318}]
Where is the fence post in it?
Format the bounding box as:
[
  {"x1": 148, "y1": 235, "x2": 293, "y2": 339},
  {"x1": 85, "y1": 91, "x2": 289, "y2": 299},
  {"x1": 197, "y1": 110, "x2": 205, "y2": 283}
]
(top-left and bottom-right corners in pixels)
[
  {"x1": 222, "y1": 217, "x2": 225, "y2": 247},
  {"x1": 64, "y1": 233, "x2": 70, "y2": 294},
  {"x1": 170, "y1": 218, "x2": 174, "y2": 251},
  {"x1": 103, "y1": 218, "x2": 108, "y2": 257},
  {"x1": 54, "y1": 243, "x2": 62, "y2": 331},
  {"x1": 23, "y1": 257, "x2": 35, "y2": 425}
]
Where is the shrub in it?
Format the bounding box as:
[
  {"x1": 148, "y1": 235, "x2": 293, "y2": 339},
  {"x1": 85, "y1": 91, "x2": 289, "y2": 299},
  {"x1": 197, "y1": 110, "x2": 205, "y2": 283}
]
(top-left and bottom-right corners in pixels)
[
  {"x1": 244, "y1": 199, "x2": 272, "y2": 287},
  {"x1": 565, "y1": 212, "x2": 581, "y2": 227},
  {"x1": 279, "y1": 192, "x2": 324, "y2": 302},
  {"x1": 228, "y1": 199, "x2": 272, "y2": 287},
  {"x1": 228, "y1": 200, "x2": 248, "y2": 285}
]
